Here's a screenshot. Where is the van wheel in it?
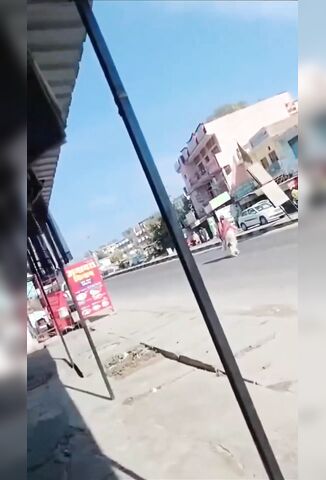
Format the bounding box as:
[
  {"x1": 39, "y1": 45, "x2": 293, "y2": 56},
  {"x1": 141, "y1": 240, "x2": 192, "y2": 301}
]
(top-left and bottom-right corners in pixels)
[
  {"x1": 260, "y1": 216, "x2": 268, "y2": 225},
  {"x1": 240, "y1": 223, "x2": 247, "y2": 231}
]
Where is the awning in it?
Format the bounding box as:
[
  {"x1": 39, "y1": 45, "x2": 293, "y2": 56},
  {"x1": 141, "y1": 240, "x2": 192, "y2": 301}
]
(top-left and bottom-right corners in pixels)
[{"x1": 28, "y1": 0, "x2": 90, "y2": 205}]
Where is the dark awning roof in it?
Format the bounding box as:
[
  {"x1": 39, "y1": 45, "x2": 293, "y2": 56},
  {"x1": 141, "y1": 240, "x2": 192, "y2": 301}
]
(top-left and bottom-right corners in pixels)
[{"x1": 28, "y1": 0, "x2": 89, "y2": 205}]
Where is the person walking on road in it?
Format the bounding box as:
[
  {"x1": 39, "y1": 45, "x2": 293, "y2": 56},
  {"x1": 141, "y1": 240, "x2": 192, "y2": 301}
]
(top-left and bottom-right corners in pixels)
[
  {"x1": 217, "y1": 216, "x2": 239, "y2": 257},
  {"x1": 199, "y1": 227, "x2": 209, "y2": 243}
]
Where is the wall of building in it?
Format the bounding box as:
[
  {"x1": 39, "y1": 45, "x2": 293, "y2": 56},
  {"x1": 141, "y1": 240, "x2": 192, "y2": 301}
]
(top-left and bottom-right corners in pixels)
[
  {"x1": 247, "y1": 117, "x2": 298, "y2": 177},
  {"x1": 176, "y1": 93, "x2": 296, "y2": 216}
]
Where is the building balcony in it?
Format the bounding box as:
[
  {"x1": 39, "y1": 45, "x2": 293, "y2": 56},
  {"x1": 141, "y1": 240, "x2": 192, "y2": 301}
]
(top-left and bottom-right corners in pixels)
[
  {"x1": 175, "y1": 160, "x2": 181, "y2": 173},
  {"x1": 188, "y1": 169, "x2": 225, "y2": 194},
  {"x1": 267, "y1": 161, "x2": 282, "y2": 178},
  {"x1": 188, "y1": 171, "x2": 211, "y2": 190},
  {"x1": 185, "y1": 134, "x2": 214, "y2": 165}
]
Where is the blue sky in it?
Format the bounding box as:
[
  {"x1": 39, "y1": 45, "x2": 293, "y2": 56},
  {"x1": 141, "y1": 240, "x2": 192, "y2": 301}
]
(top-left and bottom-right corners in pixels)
[{"x1": 51, "y1": 1, "x2": 297, "y2": 257}]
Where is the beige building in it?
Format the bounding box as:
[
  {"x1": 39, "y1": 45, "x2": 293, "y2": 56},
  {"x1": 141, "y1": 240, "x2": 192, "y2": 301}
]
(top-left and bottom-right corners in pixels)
[{"x1": 175, "y1": 92, "x2": 298, "y2": 217}]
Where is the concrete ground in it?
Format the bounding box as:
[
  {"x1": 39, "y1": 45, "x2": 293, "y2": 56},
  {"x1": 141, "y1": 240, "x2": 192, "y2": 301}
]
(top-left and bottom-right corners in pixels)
[{"x1": 29, "y1": 224, "x2": 297, "y2": 479}]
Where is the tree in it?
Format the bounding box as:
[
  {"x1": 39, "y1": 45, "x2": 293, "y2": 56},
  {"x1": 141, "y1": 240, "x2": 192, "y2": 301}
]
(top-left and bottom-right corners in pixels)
[
  {"x1": 173, "y1": 195, "x2": 196, "y2": 227},
  {"x1": 110, "y1": 250, "x2": 123, "y2": 265},
  {"x1": 149, "y1": 217, "x2": 174, "y2": 255},
  {"x1": 206, "y1": 101, "x2": 248, "y2": 122}
]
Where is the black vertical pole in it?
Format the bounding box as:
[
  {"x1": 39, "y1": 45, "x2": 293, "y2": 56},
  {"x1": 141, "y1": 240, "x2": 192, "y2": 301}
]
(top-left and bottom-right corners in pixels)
[
  {"x1": 27, "y1": 242, "x2": 83, "y2": 378},
  {"x1": 74, "y1": 2, "x2": 283, "y2": 478},
  {"x1": 44, "y1": 221, "x2": 115, "y2": 400}
]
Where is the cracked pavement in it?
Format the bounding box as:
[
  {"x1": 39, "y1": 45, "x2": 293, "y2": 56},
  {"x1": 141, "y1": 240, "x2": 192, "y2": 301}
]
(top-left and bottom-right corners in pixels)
[{"x1": 29, "y1": 226, "x2": 297, "y2": 479}]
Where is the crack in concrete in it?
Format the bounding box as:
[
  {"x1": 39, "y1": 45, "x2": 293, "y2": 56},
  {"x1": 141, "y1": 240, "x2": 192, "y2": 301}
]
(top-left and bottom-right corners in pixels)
[
  {"x1": 141, "y1": 342, "x2": 262, "y2": 387},
  {"x1": 234, "y1": 333, "x2": 276, "y2": 359},
  {"x1": 266, "y1": 380, "x2": 296, "y2": 393},
  {"x1": 142, "y1": 342, "x2": 295, "y2": 396},
  {"x1": 209, "y1": 441, "x2": 245, "y2": 475}
]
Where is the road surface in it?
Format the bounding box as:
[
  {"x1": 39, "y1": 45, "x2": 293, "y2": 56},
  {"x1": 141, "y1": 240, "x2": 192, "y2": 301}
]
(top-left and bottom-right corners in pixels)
[
  {"x1": 44, "y1": 225, "x2": 297, "y2": 479},
  {"x1": 106, "y1": 224, "x2": 297, "y2": 318}
]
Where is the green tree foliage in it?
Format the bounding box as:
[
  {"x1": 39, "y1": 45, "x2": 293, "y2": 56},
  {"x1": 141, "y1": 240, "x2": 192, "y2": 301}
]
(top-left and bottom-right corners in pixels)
[
  {"x1": 149, "y1": 217, "x2": 174, "y2": 255},
  {"x1": 110, "y1": 250, "x2": 123, "y2": 265},
  {"x1": 206, "y1": 102, "x2": 248, "y2": 122},
  {"x1": 174, "y1": 195, "x2": 195, "y2": 227}
]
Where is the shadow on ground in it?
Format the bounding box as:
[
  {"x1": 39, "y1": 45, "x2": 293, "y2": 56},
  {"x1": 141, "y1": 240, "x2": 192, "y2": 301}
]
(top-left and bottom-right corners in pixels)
[
  {"x1": 203, "y1": 254, "x2": 233, "y2": 266},
  {"x1": 27, "y1": 348, "x2": 145, "y2": 480}
]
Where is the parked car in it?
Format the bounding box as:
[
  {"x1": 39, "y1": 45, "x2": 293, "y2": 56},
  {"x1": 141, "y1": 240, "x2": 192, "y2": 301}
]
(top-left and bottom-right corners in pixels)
[
  {"x1": 101, "y1": 265, "x2": 120, "y2": 277},
  {"x1": 238, "y1": 200, "x2": 285, "y2": 231},
  {"x1": 129, "y1": 254, "x2": 146, "y2": 267}
]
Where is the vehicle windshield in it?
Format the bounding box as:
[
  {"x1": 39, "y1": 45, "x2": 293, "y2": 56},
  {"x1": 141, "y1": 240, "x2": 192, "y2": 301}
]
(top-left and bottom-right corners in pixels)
[{"x1": 256, "y1": 203, "x2": 272, "y2": 211}]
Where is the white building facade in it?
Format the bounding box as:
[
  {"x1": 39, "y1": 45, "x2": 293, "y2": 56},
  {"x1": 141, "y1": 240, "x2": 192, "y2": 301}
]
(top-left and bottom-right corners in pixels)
[{"x1": 175, "y1": 93, "x2": 298, "y2": 217}]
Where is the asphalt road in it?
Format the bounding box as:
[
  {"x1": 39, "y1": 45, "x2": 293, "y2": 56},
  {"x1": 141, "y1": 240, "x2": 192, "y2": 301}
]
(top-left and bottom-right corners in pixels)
[
  {"x1": 105, "y1": 224, "x2": 297, "y2": 317},
  {"x1": 46, "y1": 224, "x2": 298, "y2": 479}
]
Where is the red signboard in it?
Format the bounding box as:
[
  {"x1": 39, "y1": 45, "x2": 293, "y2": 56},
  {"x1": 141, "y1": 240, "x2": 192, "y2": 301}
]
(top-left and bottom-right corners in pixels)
[
  {"x1": 65, "y1": 258, "x2": 114, "y2": 318},
  {"x1": 47, "y1": 291, "x2": 73, "y2": 333}
]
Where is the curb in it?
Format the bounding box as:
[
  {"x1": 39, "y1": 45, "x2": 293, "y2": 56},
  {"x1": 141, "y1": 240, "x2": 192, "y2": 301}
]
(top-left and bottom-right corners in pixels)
[{"x1": 104, "y1": 217, "x2": 298, "y2": 280}]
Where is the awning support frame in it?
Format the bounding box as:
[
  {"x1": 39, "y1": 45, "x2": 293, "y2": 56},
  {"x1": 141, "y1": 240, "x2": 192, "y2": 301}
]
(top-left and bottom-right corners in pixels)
[
  {"x1": 27, "y1": 240, "x2": 83, "y2": 378},
  {"x1": 44, "y1": 219, "x2": 115, "y2": 400}
]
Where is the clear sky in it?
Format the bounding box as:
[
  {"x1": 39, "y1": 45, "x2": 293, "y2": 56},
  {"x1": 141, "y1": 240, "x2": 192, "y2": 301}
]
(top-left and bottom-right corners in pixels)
[{"x1": 51, "y1": 1, "x2": 298, "y2": 258}]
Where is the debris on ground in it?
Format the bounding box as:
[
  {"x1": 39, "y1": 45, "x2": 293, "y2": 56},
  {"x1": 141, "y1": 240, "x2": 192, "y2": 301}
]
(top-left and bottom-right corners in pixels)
[{"x1": 104, "y1": 344, "x2": 158, "y2": 378}]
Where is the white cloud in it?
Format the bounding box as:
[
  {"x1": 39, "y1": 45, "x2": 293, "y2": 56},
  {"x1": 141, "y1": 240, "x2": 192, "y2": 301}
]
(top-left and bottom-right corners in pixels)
[{"x1": 159, "y1": 1, "x2": 297, "y2": 22}]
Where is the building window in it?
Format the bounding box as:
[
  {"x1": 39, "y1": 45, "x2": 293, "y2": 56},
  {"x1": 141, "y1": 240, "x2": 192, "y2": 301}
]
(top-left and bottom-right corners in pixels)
[
  {"x1": 211, "y1": 145, "x2": 220, "y2": 155},
  {"x1": 207, "y1": 185, "x2": 215, "y2": 200},
  {"x1": 194, "y1": 155, "x2": 200, "y2": 164},
  {"x1": 205, "y1": 155, "x2": 210, "y2": 163},
  {"x1": 200, "y1": 147, "x2": 206, "y2": 157},
  {"x1": 224, "y1": 165, "x2": 231, "y2": 175},
  {"x1": 260, "y1": 157, "x2": 269, "y2": 169},
  {"x1": 206, "y1": 137, "x2": 215, "y2": 150},
  {"x1": 288, "y1": 135, "x2": 298, "y2": 158},
  {"x1": 198, "y1": 162, "x2": 206, "y2": 175},
  {"x1": 268, "y1": 150, "x2": 279, "y2": 163}
]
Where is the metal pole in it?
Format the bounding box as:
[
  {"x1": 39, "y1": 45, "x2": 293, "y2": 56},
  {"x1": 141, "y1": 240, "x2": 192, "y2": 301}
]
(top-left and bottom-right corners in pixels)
[
  {"x1": 27, "y1": 243, "x2": 83, "y2": 378},
  {"x1": 44, "y1": 221, "x2": 115, "y2": 400},
  {"x1": 74, "y1": 2, "x2": 283, "y2": 477}
]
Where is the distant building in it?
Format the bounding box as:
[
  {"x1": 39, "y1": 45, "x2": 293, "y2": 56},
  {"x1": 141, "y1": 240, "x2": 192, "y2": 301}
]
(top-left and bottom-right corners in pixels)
[
  {"x1": 97, "y1": 242, "x2": 118, "y2": 257},
  {"x1": 115, "y1": 237, "x2": 136, "y2": 257},
  {"x1": 175, "y1": 92, "x2": 298, "y2": 216},
  {"x1": 123, "y1": 214, "x2": 159, "y2": 253},
  {"x1": 172, "y1": 195, "x2": 186, "y2": 212}
]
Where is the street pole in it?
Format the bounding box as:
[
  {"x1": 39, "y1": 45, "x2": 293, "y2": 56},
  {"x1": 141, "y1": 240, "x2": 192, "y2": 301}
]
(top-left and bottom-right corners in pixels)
[
  {"x1": 44, "y1": 221, "x2": 115, "y2": 400},
  {"x1": 74, "y1": 1, "x2": 283, "y2": 478},
  {"x1": 27, "y1": 243, "x2": 83, "y2": 378}
]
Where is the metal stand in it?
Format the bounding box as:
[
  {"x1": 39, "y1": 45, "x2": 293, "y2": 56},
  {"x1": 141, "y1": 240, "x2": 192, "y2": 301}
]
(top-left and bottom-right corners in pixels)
[
  {"x1": 74, "y1": 1, "x2": 283, "y2": 477},
  {"x1": 27, "y1": 244, "x2": 83, "y2": 378},
  {"x1": 44, "y1": 221, "x2": 115, "y2": 400}
]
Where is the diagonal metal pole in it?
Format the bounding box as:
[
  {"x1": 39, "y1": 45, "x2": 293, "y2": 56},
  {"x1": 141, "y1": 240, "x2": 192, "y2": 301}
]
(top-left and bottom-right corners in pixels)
[
  {"x1": 43, "y1": 220, "x2": 115, "y2": 400},
  {"x1": 27, "y1": 242, "x2": 83, "y2": 378},
  {"x1": 74, "y1": 1, "x2": 284, "y2": 478}
]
